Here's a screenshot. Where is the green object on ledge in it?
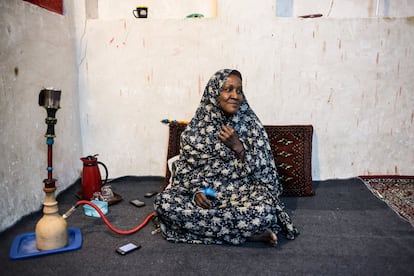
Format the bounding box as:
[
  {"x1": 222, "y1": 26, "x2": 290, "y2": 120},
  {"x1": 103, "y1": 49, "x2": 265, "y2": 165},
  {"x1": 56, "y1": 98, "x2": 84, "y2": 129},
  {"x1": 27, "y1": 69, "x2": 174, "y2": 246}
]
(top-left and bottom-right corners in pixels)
[{"x1": 186, "y1": 13, "x2": 204, "y2": 18}]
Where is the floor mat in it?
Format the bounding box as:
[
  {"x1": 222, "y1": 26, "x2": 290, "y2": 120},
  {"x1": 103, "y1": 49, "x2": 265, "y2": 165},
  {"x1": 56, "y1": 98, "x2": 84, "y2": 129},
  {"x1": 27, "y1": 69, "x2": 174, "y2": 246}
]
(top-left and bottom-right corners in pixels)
[
  {"x1": 360, "y1": 175, "x2": 414, "y2": 227},
  {"x1": 2, "y1": 177, "x2": 414, "y2": 275}
]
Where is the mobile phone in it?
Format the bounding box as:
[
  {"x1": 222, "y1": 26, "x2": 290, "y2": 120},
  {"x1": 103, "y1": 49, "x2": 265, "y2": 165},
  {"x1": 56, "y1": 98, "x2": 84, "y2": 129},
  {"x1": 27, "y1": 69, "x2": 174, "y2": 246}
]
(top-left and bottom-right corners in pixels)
[
  {"x1": 144, "y1": 191, "x2": 158, "y2": 198},
  {"x1": 116, "y1": 242, "x2": 141, "y2": 255},
  {"x1": 130, "y1": 199, "x2": 145, "y2": 207}
]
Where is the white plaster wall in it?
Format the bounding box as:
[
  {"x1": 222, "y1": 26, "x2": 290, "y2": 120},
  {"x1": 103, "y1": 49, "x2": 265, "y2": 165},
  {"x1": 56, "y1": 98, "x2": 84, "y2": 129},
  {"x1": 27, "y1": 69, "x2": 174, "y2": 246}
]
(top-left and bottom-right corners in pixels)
[
  {"x1": 0, "y1": 0, "x2": 82, "y2": 232},
  {"x1": 98, "y1": 0, "x2": 218, "y2": 19},
  {"x1": 78, "y1": 1, "x2": 414, "y2": 181},
  {"x1": 291, "y1": 0, "x2": 414, "y2": 18},
  {"x1": 96, "y1": 0, "x2": 414, "y2": 19}
]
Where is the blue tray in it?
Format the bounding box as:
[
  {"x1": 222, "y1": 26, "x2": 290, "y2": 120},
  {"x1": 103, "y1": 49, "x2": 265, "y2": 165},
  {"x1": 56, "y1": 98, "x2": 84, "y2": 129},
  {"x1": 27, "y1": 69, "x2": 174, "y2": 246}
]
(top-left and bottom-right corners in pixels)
[{"x1": 9, "y1": 227, "x2": 82, "y2": 260}]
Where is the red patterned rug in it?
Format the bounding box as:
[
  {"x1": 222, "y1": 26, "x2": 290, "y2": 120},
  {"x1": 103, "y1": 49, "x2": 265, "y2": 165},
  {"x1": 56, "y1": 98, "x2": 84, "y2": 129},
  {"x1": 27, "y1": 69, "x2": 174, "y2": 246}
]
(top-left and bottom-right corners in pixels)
[{"x1": 360, "y1": 175, "x2": 414, "y2": 227}]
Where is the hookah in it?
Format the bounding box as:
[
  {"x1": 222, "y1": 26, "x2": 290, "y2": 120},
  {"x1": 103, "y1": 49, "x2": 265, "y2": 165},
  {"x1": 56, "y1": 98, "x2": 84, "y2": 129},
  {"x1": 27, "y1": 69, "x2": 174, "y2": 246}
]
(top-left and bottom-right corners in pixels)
[
  {"x1": 36, "y1": 89, "x2": 156, "y2": 238},
  {"x1": 10, "y1": 89, "x2": 156, "y2": 259},
  {"x1": 35, "y1": 89, "x2": 68, "y2": 250}
]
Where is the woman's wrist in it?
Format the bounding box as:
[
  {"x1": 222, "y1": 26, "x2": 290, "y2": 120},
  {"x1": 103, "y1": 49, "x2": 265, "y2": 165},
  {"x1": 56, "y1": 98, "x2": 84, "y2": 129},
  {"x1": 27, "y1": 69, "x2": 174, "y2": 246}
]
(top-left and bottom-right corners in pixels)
[{"x1": 234, "y1": 144, "x2": 245, "y2": 158}]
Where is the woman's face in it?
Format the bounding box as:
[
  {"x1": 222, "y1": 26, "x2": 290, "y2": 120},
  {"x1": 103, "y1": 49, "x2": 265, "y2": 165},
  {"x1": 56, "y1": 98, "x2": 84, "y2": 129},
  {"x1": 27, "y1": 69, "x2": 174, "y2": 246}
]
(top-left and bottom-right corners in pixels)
[{"x1": 218, "y1": 74, "x2": 243, "y2": 117}]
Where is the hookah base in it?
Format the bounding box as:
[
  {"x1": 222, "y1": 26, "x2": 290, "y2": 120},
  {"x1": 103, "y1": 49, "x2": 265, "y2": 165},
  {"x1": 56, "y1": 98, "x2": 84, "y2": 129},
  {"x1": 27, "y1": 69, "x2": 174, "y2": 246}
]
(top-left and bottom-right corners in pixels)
[{"x1": 9, "y1": 227, "x2": 82, "y2": 260}]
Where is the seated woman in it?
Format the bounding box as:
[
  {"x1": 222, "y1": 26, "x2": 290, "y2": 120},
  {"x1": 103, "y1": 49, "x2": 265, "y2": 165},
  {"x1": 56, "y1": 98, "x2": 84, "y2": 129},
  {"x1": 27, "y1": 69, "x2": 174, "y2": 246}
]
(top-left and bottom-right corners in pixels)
[{"x1": 154, "y1": 69, "x2": 298, "y2": 246}]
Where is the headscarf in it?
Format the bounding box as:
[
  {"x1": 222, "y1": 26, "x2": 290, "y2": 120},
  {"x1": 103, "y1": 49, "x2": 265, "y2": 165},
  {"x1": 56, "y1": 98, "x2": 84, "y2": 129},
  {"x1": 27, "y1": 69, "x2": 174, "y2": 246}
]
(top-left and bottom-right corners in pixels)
[{"x1": 171, "y1": 69, "x2": 282, "y2": 197}]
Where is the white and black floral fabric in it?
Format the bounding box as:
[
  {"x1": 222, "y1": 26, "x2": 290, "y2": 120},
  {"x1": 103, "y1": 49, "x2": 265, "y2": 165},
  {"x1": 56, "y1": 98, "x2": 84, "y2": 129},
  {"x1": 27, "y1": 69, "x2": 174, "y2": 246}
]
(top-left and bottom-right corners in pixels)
[{"x1": 154, "y1": 69, "x2": 298, "y2": 245}]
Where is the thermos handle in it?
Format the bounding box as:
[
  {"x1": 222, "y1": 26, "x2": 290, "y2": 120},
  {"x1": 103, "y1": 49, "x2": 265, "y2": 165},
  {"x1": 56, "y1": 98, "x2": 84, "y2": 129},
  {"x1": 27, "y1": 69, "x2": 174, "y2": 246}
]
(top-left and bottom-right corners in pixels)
[{"x1": 97, "y1": 161, "x2": 109, "y2": 185}]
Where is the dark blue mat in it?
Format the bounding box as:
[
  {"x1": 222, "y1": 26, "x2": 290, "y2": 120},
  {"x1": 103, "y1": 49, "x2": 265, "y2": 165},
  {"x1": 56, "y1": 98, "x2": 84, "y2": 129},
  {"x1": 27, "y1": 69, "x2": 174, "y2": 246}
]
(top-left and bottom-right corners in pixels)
[{"x1": 1, "y1": 176, "x2": 413, "y2": 275}]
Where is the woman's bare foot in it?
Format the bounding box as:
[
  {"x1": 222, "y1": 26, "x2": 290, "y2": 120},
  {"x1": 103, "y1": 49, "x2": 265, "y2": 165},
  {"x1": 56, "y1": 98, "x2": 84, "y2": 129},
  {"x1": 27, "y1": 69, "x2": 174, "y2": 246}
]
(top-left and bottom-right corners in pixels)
[{"x1": 248, "y1": 230, "x2": 278, "y2": 247}]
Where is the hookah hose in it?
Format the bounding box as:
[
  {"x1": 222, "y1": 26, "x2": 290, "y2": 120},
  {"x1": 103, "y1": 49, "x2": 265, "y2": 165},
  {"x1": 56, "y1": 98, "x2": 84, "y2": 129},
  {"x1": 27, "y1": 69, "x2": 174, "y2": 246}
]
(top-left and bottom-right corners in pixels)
[{"x1": 63, "y1": 200, "x2": 156, "y2": 235}]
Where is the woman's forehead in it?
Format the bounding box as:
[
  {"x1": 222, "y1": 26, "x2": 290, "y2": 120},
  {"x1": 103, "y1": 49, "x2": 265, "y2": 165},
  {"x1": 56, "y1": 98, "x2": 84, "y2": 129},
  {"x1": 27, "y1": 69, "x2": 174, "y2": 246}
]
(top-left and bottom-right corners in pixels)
[{"x1": 225, "y1": 74, "x2": 242, "y2": 85}]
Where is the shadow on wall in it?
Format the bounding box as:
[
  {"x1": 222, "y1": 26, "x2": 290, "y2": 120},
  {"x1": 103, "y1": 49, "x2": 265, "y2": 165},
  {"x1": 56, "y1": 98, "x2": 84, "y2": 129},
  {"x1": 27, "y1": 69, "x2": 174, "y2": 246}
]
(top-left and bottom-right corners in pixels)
[{"x1": 312, "y1": 132, "x2": 320, "y2": 180}]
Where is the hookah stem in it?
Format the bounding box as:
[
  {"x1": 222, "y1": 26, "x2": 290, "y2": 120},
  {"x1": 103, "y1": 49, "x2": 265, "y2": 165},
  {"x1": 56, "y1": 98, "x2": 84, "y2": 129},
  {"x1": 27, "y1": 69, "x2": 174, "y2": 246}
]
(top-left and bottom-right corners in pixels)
[
  {"x1": 48, "y1": 138, "x2": 53, "y2": 182},
  {"x1": 67, "y1": 200, "x2": 156, "y2": 235}
]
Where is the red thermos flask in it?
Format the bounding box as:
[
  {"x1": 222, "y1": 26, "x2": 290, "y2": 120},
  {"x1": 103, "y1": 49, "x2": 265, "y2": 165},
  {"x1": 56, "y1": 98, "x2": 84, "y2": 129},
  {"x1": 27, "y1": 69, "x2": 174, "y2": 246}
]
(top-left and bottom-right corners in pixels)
[{"x1": 80, "y1": 155, "x2": 108, "y2": 200}]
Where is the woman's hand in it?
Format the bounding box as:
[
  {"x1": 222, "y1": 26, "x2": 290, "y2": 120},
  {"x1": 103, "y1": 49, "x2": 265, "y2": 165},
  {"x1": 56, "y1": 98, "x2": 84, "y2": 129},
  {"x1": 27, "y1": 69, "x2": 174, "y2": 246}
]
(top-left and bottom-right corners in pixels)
[
  {"x1": 218, "y1": 125, "x2": 245, "y2": 160},
  {"x1": 194, "y1": 192, "x2": 213, "y2": 209},
  {"x1": 218, "y1": 125, "x2": 243, "y2": 153}
]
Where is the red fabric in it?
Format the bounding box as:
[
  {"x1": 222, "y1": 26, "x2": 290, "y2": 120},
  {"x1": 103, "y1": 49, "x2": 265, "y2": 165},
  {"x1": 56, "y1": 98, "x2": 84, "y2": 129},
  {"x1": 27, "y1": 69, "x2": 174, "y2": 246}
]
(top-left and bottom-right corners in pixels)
[{"x1": 24, "y1": 0, "x2": 63, "y2": 15}]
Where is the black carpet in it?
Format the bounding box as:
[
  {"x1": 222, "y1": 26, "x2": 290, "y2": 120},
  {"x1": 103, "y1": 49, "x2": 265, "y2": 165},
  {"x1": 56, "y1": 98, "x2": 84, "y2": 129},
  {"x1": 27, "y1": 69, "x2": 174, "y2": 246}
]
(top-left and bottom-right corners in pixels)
[{"x1": 1, "y1": 177, "x2": 413, "y2": 276}]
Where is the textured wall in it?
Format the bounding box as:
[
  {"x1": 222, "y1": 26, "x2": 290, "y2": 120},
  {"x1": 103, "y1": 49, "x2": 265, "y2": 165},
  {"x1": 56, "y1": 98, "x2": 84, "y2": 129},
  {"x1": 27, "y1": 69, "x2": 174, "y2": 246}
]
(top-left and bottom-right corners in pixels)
[
  {"x1": 0, "y1": 0, "x2": 81, "y2": 232},
  {"x1": 78, "y1": 1, "x2": 414, "y2": 181},
  {"x1": 98, "y1": 0, "x2": 218, "y2": 19}
]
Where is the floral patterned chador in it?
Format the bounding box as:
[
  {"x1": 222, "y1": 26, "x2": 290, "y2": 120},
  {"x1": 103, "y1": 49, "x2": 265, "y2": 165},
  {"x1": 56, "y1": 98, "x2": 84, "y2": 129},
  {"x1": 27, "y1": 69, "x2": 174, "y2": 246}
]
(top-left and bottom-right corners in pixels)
[{"x1": 154, "y1": 69, "x2": 298, "y2": 245}]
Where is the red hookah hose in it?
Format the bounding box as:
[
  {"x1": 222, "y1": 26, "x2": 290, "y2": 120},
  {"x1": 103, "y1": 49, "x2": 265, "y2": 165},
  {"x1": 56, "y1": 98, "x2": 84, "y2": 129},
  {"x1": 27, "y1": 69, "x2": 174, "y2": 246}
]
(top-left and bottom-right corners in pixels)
[{"x1": 74, "y1": 200, "x2": 156, "y2": 235}]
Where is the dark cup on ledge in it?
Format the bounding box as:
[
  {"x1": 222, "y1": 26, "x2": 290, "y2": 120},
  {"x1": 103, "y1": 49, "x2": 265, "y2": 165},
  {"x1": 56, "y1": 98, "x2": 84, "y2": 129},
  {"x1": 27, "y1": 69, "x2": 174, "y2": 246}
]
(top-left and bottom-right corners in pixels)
[{"x1": 133, "y1": 6, "x2": 148, "y2": 18}]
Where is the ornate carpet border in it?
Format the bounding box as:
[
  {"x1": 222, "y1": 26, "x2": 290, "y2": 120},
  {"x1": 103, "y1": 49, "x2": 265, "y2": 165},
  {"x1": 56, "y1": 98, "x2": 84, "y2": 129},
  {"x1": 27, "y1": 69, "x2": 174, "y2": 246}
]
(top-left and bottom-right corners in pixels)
[
  {"x1": 359, "y1": 175, "x2": 414, "y2": 180},
  {"x1": 359, "y1": 175, "x2": 414, "y2": 228}
]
